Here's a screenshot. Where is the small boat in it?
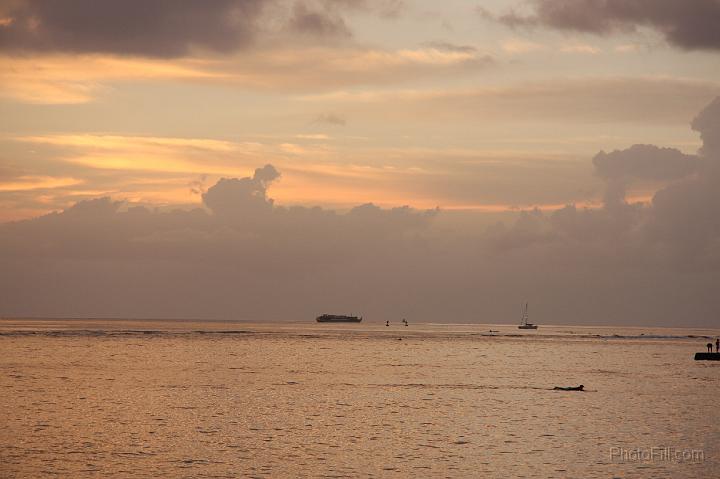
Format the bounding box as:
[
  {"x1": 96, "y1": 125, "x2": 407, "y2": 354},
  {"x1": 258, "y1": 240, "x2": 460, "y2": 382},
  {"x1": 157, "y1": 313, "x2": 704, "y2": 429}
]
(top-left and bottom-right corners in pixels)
[
  {"x1": 316, "y1": 314, "x2": 362, "y2": 323},
  {"x1": 518, "y1": 302, "x2": 538, "y2": 330},
  {"x1": 553, "y1": 385, "x2": 584, "y2": 391}
]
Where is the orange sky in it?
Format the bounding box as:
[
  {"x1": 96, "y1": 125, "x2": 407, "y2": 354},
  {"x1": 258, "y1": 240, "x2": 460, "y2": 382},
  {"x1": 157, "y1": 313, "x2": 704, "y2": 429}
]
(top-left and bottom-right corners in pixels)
[{"x1": 1, "y1": 0, "x2": 718, "y2": 221}]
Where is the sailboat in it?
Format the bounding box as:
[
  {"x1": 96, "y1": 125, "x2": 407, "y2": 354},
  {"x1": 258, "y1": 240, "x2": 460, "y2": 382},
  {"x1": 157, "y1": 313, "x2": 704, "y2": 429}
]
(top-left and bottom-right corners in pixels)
[{"x1": 518, "y1": 302, "x2": 538, "y2": 329}]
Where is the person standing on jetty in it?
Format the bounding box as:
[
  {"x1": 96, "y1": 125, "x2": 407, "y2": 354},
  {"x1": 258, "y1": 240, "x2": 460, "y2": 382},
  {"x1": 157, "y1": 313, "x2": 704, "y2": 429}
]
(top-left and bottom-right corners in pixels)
[
  {"x1": 708, "y1": 342, "x2": 714, "y2": 353},
  {"x1": 716, "y1": 338, "x2": 719, "y2": 353}
]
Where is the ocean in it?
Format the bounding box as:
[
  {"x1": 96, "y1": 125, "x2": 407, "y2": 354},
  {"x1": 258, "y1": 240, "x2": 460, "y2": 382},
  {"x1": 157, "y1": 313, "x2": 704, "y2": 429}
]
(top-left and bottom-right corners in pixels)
[{"x1": 1, "y1": 319, "x2": 718, "y2": 478}]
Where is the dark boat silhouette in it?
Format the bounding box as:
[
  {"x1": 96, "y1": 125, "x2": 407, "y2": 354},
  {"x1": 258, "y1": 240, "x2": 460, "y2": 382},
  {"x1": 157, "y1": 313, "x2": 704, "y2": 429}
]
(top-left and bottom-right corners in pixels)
[
  {"x1": 316, "y1": 314, "x2": 362, "y2": 323},
  {"x1": 518, "y1": 302, "x2": 538, "y2": 329}
]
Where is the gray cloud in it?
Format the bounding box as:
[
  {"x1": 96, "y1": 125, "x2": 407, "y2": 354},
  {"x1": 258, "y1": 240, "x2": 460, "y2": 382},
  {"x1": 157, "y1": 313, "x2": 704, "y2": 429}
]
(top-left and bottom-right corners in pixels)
[
  {"x1": 593, "y1": 145, "x2": 700, "y2": 182},
  {"x1": 492, "y1": 0, "x2": 720, "y2": 51},
  {"x1": 286, "y1": 2, "x2": 352, "y2": 38},
  {"x1": 313, "y1": 113, "x2": 347, "y2": 126},
  {"x1": 461, "y1": 96, "x2": 720, "y2": 324},
  {"x1": 592, "y1": 144, "x2": 701, "y2": 206},
  {"x1": 0, "y1": 0, "x2": 390, "y2": 57},
  {"x1": 0, "y1": 0, "x2": 267, "y2": 57},
  {"x1": 692, "y1": 97, "x2": 720, "y2": 157},
  {"x1": 2, "y1": 98, "x2": 720, "y2": 326},
  {"x1": 421, "y1": 41, "x2": 478, "y2": 53},
  {"x1": 202, "y1": 164, "x2": 280, "y2": 217},
  {"x1": 0, "y1": 163, "x2": 439, "y2": 319},
  {"x1": 319, "y1": 0, "x2": 405, "y2": 19},
  {"x1": 643, "y1": 97, "x2": 720, "y2": 259},
  {"x1": 498, "y1": 95, "x2": 720, "y2": 264}
]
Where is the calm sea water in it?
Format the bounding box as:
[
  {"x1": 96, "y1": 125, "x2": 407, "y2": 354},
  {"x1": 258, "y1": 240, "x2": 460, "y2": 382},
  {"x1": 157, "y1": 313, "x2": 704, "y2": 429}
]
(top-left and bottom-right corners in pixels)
[{"x1": 1, "y1": 319, "x2": 719, "y2": 478}]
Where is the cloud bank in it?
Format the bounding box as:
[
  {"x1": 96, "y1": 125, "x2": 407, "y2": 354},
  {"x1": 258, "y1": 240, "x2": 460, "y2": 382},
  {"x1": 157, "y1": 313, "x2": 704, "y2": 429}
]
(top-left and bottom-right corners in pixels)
[
  {"x1": 0, "y1": 0, "x2": 268, "y2": 57},
  {"x1": 491, "y1": 0, "x2": 720, "y2": 51},
  {"x1": 0, "y1": 0, "x2": 403, "y2": 57},
  {"x1": 1, "y1": 99, "x2": 719, "y2": 326}
]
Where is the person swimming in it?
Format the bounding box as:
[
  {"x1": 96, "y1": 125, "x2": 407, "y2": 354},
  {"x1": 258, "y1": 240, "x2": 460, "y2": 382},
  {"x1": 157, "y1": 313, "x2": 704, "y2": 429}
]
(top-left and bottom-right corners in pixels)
[{"x1": 553, "y1": 385, "x2": 584, "y2": 391}]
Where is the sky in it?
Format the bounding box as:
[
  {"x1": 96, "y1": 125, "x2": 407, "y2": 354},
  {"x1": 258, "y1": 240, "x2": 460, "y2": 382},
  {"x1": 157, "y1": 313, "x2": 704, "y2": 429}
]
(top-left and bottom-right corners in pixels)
[{"x1": 1, "y1": 0, "x2": 719, "y2": 326}]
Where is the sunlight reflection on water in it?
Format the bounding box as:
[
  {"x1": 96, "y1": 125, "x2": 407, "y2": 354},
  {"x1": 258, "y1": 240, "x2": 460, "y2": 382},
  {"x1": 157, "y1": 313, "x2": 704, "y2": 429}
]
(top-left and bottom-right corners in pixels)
[{"x1": 1, "y1": 320, "x2": 718, "y2": 478}]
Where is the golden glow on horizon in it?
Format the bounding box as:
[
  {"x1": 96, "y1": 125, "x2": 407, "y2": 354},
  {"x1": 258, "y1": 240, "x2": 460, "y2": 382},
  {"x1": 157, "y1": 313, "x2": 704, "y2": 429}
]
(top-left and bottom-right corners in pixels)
[
  {"x1": 21, "y1": 134, "x2": 240, "y2": 151},
  {"x1": 6, "y1": 133, "x2": 664, "y2": 219},
  {"x1": 0, "y1": 175, "x2": 83, "y2": 192},
  {"x1": 1, "y1": 4, "x2": 716, "y2": 224},
  {"x1": 0, "y1": 55, "x2": 225, "y2": 104},
  {"x1": 0, "y1": 45, "x2": 489, "y2": 104}
]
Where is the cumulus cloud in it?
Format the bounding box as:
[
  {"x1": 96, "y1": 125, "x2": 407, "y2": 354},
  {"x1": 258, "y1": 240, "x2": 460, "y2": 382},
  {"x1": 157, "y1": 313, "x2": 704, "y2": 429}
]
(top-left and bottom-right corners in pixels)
[
  {"x1": 592, "y1": 144, "x2": 701, "y2": 206},
  {"x1": 495, "y1": 95, "x2": 720, "y2": 266},
  {"x1": 202, "y1": 164, "x2": 280, "y2": 216},
  {"x1": 692, "y1": 97, "x2": 720, "y2": 157},
  {"x1": 471, "y1": 96, "x2": 720, "y2": 324},
  {"x1": 593, "y1": 145, "x2": 700, "y2": 182},
  {"x1": 643, "y1": 97, "x2": 720, "y2": 259},
  {"x1": 1, "y1": 98, "x2": 720, "y2": 325},
  {"x1": 0, "y1": 163, "x2": 439, "y2": 319},
  {"x1": 490, "y1": 0, "x2": 720, "y2": 51}
]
